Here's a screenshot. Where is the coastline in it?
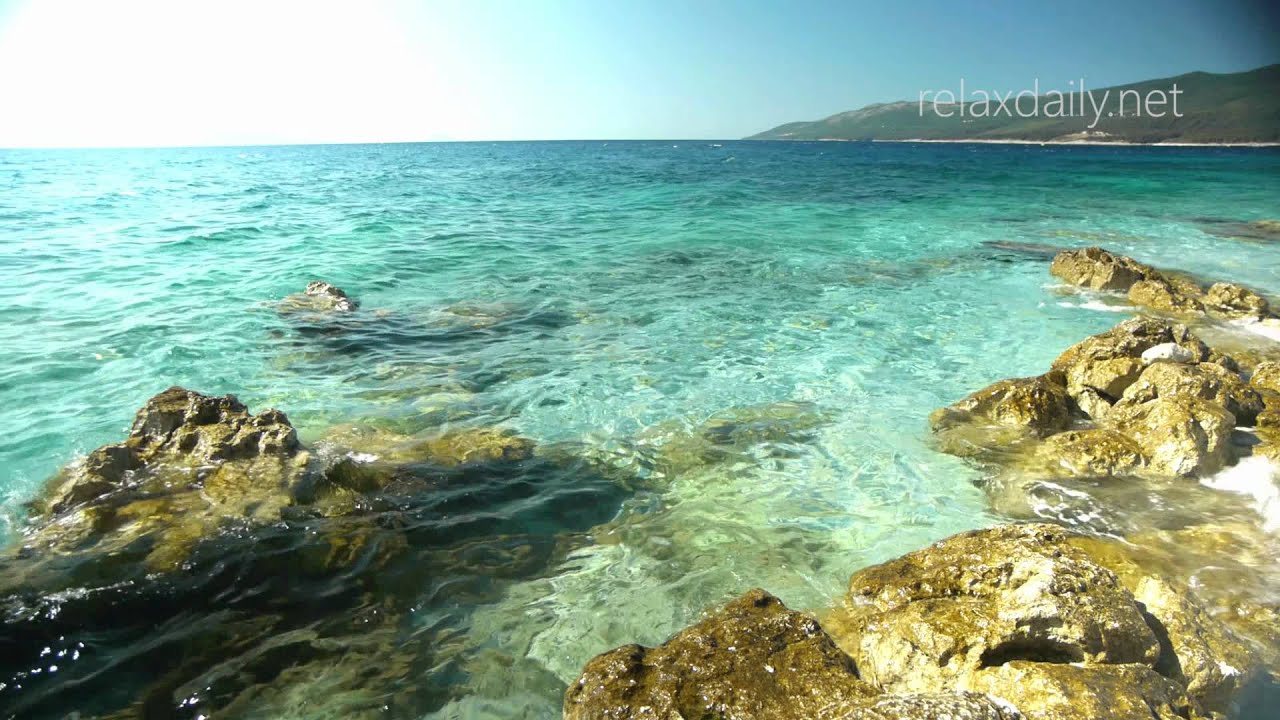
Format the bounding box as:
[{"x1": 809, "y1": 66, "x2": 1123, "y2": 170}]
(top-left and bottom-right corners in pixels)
[{"x1": 869, "y1": 138, "x2": 1280, "y2": 147}]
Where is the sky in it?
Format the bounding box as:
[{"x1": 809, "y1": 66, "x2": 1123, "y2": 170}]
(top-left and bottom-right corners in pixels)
[{"x1": 0, "y1": 0, "x2": 1276, "y2": 147}]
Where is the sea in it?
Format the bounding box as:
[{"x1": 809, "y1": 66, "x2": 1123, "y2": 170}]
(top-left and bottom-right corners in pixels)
[{"x1": 1, "y1": 140, "x2": 1278, "y2": 718}]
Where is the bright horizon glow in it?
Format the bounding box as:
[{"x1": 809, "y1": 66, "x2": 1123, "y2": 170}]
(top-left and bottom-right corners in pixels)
[{"x1": 0, "y1": 0, "x2": 1277, "y2": 149}]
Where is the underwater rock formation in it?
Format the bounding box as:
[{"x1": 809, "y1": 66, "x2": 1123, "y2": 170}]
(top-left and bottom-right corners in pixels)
[{"x1": 565, "y1": 524, "x2": 1264, "y2": 720}]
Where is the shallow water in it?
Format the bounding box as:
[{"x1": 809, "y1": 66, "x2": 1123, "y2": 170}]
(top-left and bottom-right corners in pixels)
[{"x1": 1, "y1": 141, "x2": 1279, "y2": 718}]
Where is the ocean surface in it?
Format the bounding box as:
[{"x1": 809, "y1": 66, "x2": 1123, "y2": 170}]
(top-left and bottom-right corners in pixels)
[{"x1": 1, "y1": 141, "x2": 1279, "y2": 718}]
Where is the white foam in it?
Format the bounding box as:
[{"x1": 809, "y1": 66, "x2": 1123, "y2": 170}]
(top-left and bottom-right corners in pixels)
[
  {"x1": 1201, "y1": 456, "x2": 1280, "y2": 533},
  {"x1": 1229, "y1": 317, "x2": 1280, "y2": 343},
  {"x1": 1054, "y1": 299, "x2": 1130, "y2": 313}
]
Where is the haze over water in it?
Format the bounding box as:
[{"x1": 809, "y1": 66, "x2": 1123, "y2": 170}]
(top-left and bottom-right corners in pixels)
[{"x1": 2, "y1": 140, "x2": 1279, "y2": 717}]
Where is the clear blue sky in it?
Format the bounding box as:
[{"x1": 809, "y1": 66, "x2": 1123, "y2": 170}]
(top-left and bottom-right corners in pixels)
[{"x1": 0, "y1": 0, "x2": 1276, "y2": 147}]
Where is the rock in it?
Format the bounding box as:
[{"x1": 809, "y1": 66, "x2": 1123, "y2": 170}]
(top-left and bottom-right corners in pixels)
[
  {"x1": 1132, "y1": 576, "x2": 1261, "y2": 713},
  {"x1": 1128, "y1": 277, "x2": 1205, "y2": 315},
  {"x1": 1035, "y1": 429, "x2": 1147, "y2": 477},
  {"x1": 32, "y1": 387, "x2": 303, "y2": 517},
  {"x1": 644, "y1": 402, "x2": 831, "y2": 476},
  {"x1": 1119, "y1": 361, "x2": 1264, "y2": 425},
  {"x1": 962, "y1": 662, "x2": 1206, "y2": 720},
  {"x1": 1105, "y1": 395, "x2": 1235, "y2": 477},
  {"x1": 563, "y1": 589, "x2": 876, "y2": 720},
  {"x1": 1050, "y1": 247, "x2": 1156, "y2": 292},
  {"x1": 1251, "y1": 361, "x2": 1280, "y2": 394},
  {"x1": 1142, "y1": 342, "x2": 1198, "y2": 365},
  {"x1": 842, "y1": 692, "x2": 1024, "y2": 719},
  {"x1": 930, "y1": 375, "x2": 1071, "y2": 456},
  {"x1": 24, "y1": 387, "x2": 310, "y2": 571},
  {"x1": 410, "y1": 427, "x2": 535, "y2": 467},
  {"x1": 278, "y1": 280, "x2": 358, "y2": 314},
  {"x1": 1070, "y1": 387, "x2": 1114, "y2": 422},
  {"x1": 1051, "y1": 318, "x2": 1209, "y2": 405},
  {"x1": 840, "y1": 524, "x2": 1159, "y2": 694},
  {"x1": 1205, "y1": 282, "x2": 1270, "y2": 320},
  {"x1": 304, "y1": 280, "x2": 358, "y2": 311}
]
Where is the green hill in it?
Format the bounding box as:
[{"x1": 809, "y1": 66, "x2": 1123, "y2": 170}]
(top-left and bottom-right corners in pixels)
[{"x1": 748, "y1": 64, "x2": 1280, "y2": 143}]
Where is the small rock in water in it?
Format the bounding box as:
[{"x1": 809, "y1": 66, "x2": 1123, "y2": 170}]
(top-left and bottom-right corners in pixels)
[
  {"x1": 305, "y1": 280, "x2": 358, "y2": 311},
  {"x1": 1141, "y1": 342, "x2": 1196, "y2": 365}
]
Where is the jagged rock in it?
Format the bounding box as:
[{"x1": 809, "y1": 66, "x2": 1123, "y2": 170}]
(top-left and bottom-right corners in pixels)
[
  {"x1": 1071, "y1": 387, "x2": 1114, "y2": 422},
  {"x1": 1251, "y1": 361, "x2": 1280, "y2": 394},
  {"x1": 23, "y1": 387, "x2": 310, "y2": 571},
  {"x1": 1051, "y1": 318, "x2": 1209, "y2": 405},
  {"x1": 930, "y1": 375, "x2": 1071, "y2": 457},
  {"x1": 1034, "y1": 429, "x2": 1147, "y2": 477},
  {"x1": 962, "y1": 662, "x2": 1206, "y2": 720},
  {"x1": 1119, "y1": 361, "x2": 1264, "y2": 425},
  {"x1": 1105, "y1": 396, "x2": 1235, "y2": 477},
  {"x1": 278, "y1": 280, "x2": 358, "y2": 314},
  {"x1": 1050, "y1": 247, "x2": 1156, "y2": 291},
  {"x1": 32, "y1": 387, "x2": 304, "y2": 517},
  {"x1": 1142, "y1": 342, "x2": 1198, "y2": 365},
  {"x1": 1129, "y1": 277, "x2": 1205, "y2": 315},
  {"x1": 1205, "y1": 282, "x2": 1271, "y2": 320},
  {"x1": 839, "y1": 524, "x2": 1160, "y2": 694},
  {"x1": 842, "y1": 692, "x2": 1023, "y2": 719},
  {"x1": 563, "y1": 589, "x2": 877, "y2": 720},
  {"x1": 1132, "y1": 576, "x2": 1261, "y2": 713}
]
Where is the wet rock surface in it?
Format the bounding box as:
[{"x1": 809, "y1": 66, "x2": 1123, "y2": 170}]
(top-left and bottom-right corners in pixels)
[
  {"x1": 563, "y1": 589, "x2": 877, "y2": 720},
  {"x1": 0, "y1": 388, "x2": 632, "y2": 719},
  {"x1": 1051, "y1": 246, "x2": 1276, "y2": 322},
  {"x1": 565, "y1": 524, "x2": 1271, "y2": 720}
]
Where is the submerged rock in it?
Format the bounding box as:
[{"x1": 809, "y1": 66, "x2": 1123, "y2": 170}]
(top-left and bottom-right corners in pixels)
[
  {"x1": 278, "y1": 280, "x2": 359, "y2": 315},
  {"x1": 563, "y1": 589, "x2": 877, "y2": 720},
  {"x1": 842, "y1": 692, "x2": 1023, "y2": 719}
]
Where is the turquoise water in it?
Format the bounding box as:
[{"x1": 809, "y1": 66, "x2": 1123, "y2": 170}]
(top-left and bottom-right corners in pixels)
[{"x1": 1, "y1": 141, "x2": 1279, "y2": 718}]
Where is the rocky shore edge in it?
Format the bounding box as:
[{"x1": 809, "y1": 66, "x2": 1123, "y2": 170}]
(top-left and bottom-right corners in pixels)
[{"x1": 6, "y1": 259, "x2": 1280, "y2": 718}]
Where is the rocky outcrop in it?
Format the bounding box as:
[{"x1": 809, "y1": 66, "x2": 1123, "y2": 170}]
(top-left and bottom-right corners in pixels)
[
  {"x1": 1105, "y1": 395, "x2": 1235, "y2": 477},
  {"x1": 841, "y1": 525, "x2": 1160, "y2": 693},
  {"x1": 1252, "y1": 361, "x2": 1280, "y2": 394},
  {"x1": 929, "y1": 375, "x2": 1071, "y2": 457},
  {"x1": 566, "y1": 524, "x2": 1264, "y2": 720},
  {"x1": 23, "y1": 387, "x2": 311, "y2": 570},
  {"x1": 563, "y1": 589, "x2": 878, "y2": 720},
  {"x1": 1051, "y1": 247, "x2": 1275, "y2": 321},
  {"x1": 933, "y1": 316, "x2": 1265, "y2": 479},
  {"x1": 1050, "y1": 247, "x2": 1157, "y2": 291}
]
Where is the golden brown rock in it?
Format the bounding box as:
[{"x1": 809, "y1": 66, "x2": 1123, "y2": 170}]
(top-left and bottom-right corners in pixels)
[
  {"x1": 962, "y1": 662, "x2": 1206, "y2": 720},
  {"x1": 1205, "y1": 282, "x2": 1271, "y2": 320},
  {"x1": 1034, "y1": 429, "x2": 1147, "y2": 477},
  {"x1": 1251, "y1": 361, "x2": 1280, "y2": 394},
  {"x1": 1105, "y1": 395, "x2": 1235, "y2": 477},
  {"x1": 563, "y1": 589, "x2": 877, "y2": 720},
  {"x1": 1050, "y1": 247, "x2": 1156, "y2": 292},
  {"x1": 841, "y1": 524, "x2": 1159, "y2": 693},
  {"x1": 1120, "y1": 361, "x2": 1264, "y2": 425},
  {"x1": 930, "y1": 375, "x2": 1071, "y2": 457},
  {"x1": 1129, "y1": 277, "x2": 1205, "y2": 315}
]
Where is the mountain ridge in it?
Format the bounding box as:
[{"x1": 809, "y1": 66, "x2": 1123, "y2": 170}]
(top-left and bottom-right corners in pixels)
[{"x1": 747, "y1": 64, "x2": 1280, "y2": 144}]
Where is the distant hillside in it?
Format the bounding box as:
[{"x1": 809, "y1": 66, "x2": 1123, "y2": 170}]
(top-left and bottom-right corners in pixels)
[{"x1": 748, "y1": 65, "x2": 1280, "y2": 143}]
